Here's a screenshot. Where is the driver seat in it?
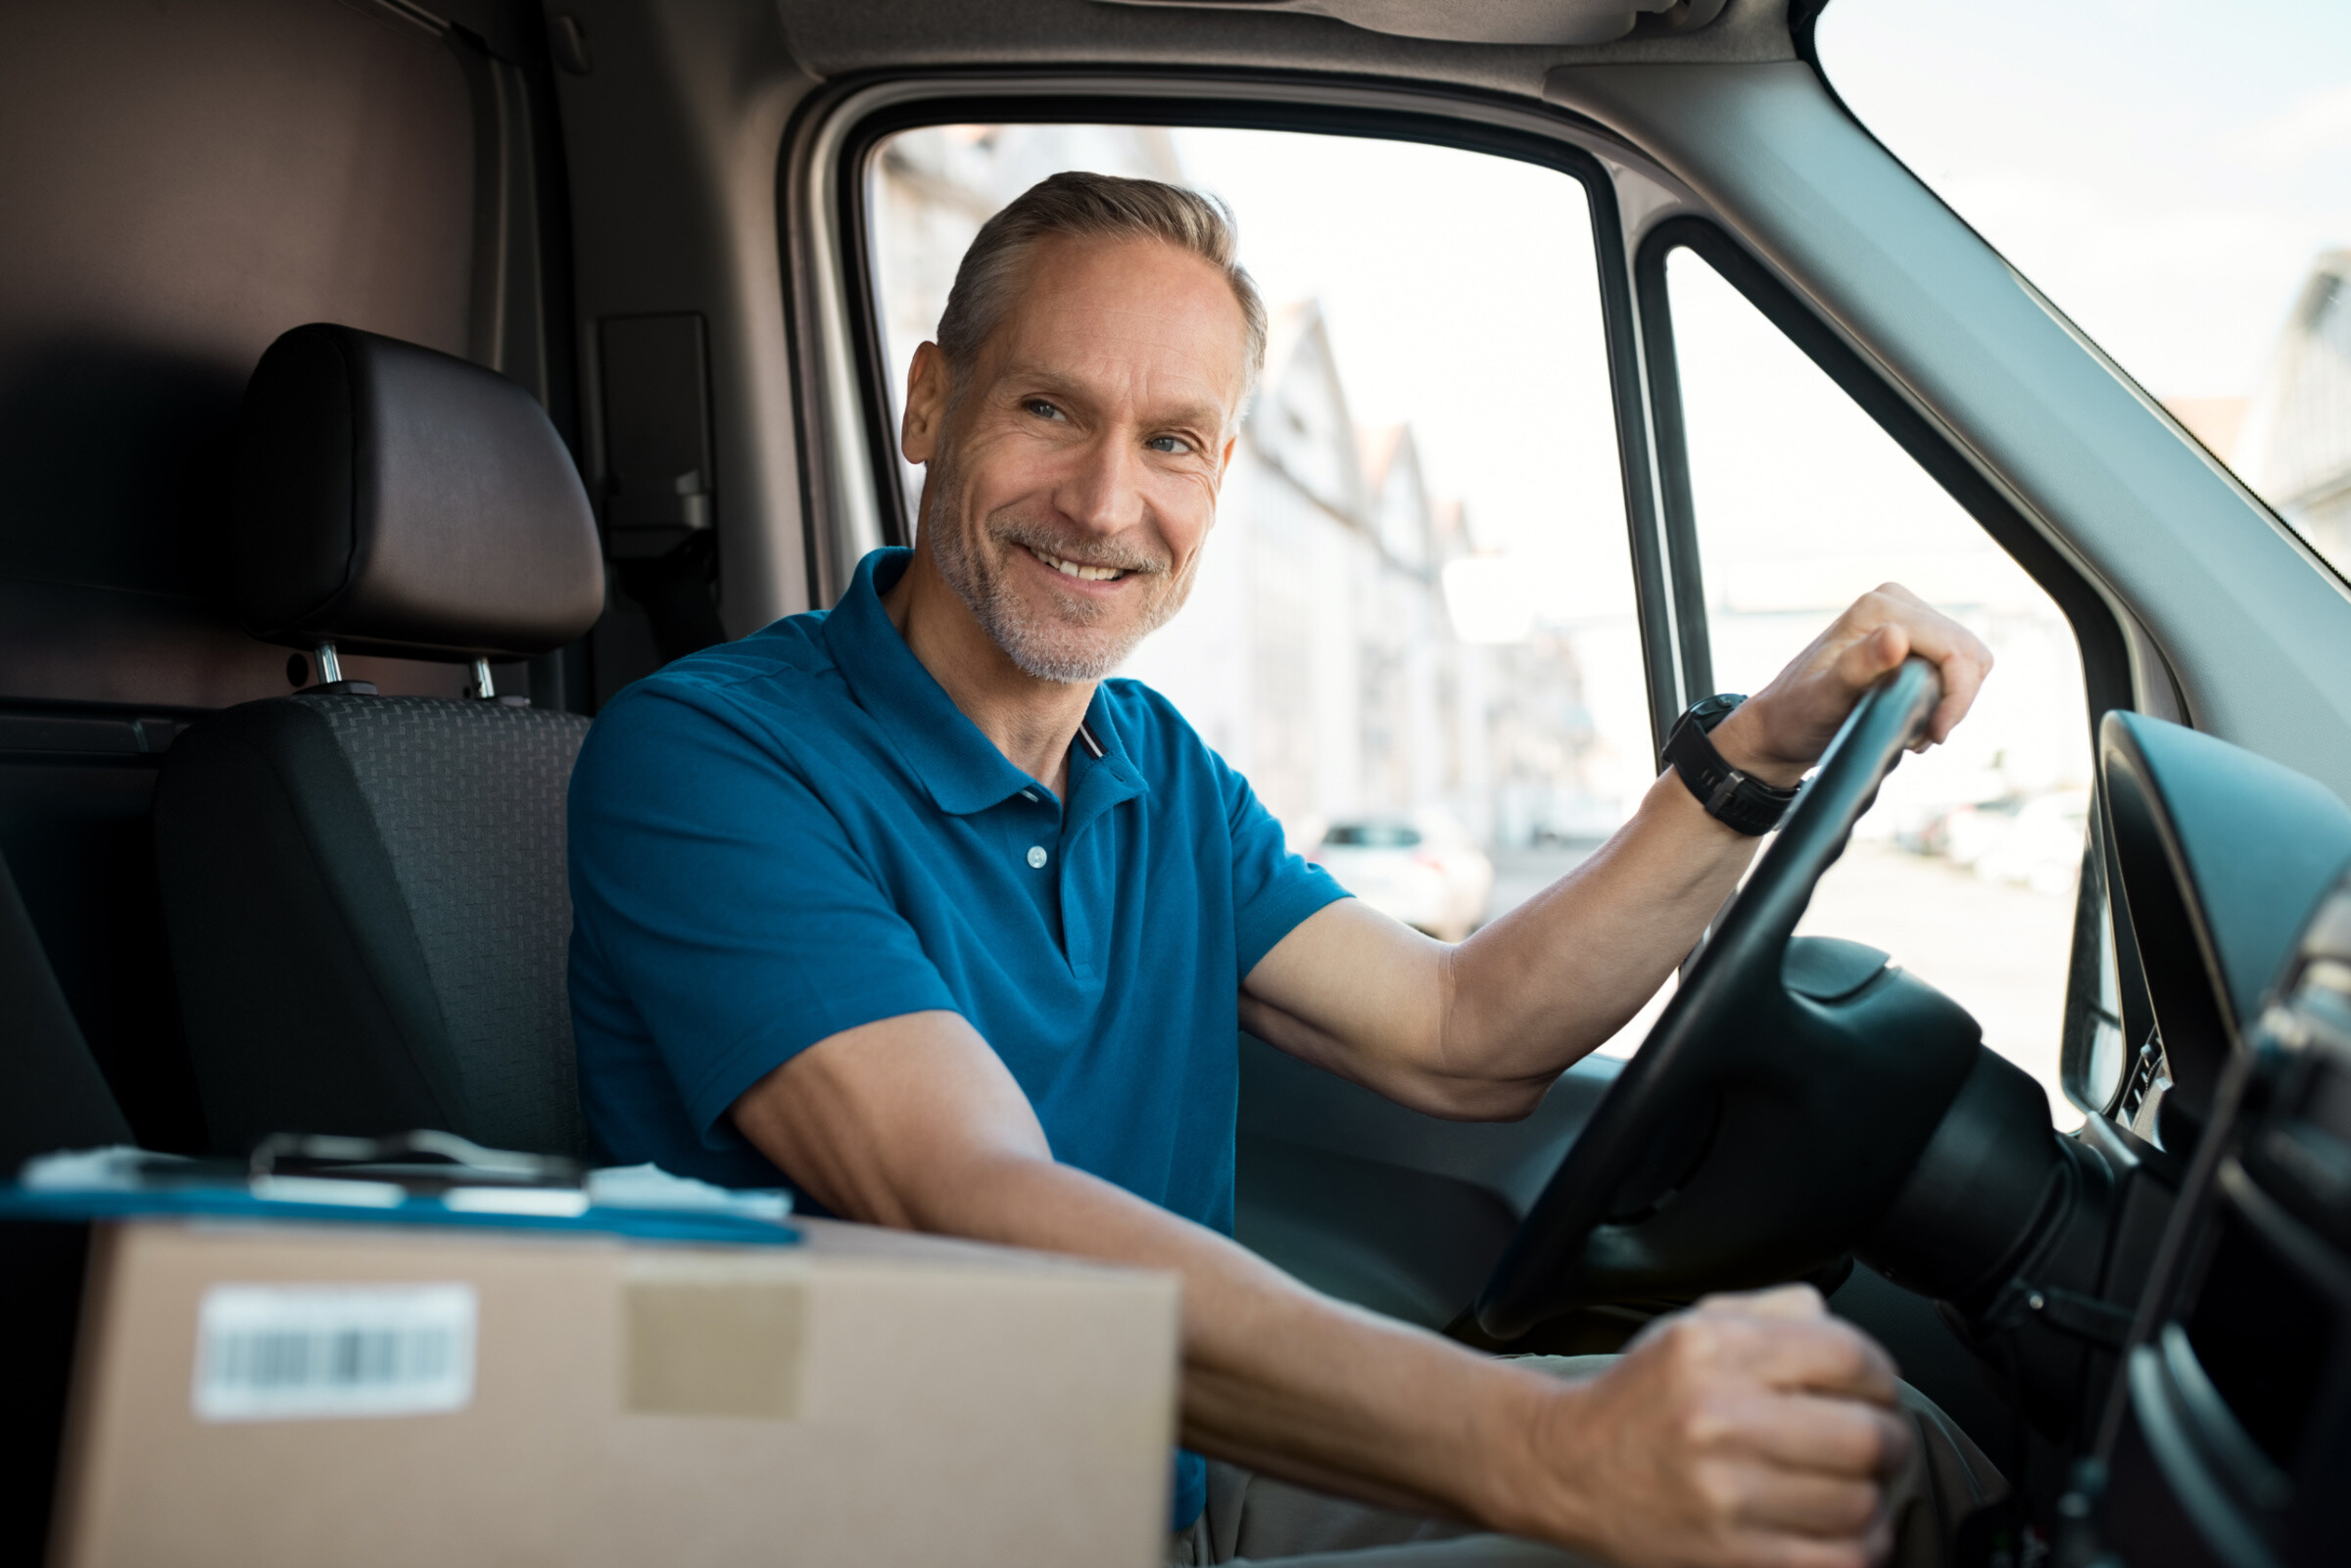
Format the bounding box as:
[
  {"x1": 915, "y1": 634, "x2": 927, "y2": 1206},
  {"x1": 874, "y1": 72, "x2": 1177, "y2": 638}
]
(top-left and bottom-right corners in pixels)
[{"x1": 154, "y1": 324, "x2": 605, "y2": 1158}]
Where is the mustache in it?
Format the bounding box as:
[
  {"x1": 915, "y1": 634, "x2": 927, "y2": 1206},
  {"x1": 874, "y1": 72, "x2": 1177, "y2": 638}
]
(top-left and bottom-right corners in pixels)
[{"x1": 990, "y1": 517, "x2": 1171, "y2": 578}]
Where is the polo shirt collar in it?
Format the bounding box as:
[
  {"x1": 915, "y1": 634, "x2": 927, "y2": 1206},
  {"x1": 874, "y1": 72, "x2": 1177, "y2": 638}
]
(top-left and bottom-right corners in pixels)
[
  {"x1": 1067, "y1": 686, "x2": 1148, "y2": 832},
  {"x1": 824, "y1": 548, "x2": 1147, "y2": 817}
]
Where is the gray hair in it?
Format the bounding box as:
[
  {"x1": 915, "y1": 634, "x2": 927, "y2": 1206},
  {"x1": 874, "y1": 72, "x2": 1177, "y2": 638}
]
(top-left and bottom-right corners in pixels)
[{"x1": 934, "y1": 169, "x2": 1268, "y2": 404}]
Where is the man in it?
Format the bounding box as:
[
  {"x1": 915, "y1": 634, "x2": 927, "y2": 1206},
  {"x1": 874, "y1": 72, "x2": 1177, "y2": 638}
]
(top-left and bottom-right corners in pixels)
[{"x1": 569, "y1": 171, "x2": 2001, "y2": 1567}]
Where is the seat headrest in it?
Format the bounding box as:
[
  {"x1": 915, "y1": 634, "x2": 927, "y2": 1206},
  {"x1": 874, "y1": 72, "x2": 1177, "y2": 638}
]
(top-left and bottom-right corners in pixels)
[{"x1": 232, "y1": 324, "x2": 605, "y2": 661}]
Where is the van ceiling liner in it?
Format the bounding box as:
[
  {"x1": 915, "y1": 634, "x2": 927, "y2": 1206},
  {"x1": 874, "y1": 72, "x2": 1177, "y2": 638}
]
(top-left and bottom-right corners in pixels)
[{"x1": 1092, "y1": 0, "x2": 1729, "y2": 47}]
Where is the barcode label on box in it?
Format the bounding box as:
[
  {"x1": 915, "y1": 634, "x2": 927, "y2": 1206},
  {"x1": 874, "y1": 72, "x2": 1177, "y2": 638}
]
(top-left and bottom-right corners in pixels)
[{"x1": 192, "y1": 1283, "x2": 477, "y2": 1421}]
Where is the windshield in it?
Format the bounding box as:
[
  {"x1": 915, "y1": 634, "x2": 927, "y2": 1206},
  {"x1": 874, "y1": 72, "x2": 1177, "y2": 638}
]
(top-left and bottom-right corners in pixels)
[{"x1": 1815, "y1": 0, "x2": 2351, "y2": 574}]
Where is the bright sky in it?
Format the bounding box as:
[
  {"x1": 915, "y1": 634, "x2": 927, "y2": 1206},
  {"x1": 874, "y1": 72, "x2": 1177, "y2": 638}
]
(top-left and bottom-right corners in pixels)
[
  {"x1": 1174, "y1": 2, "x2": 2351, "y2": 554},
  {"x1": 1817, "y1": 0, "x2": 2351, "y2": 402}
]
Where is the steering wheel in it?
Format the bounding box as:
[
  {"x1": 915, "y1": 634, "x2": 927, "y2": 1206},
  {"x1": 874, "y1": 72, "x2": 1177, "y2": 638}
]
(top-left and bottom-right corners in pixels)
[{"x1": 1474, "y1": 658, "x2": 1987, "y2": 1340}]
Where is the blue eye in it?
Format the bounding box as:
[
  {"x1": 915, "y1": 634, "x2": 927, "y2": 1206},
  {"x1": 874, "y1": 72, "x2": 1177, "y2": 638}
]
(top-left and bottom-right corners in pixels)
[
  {"x1": 1147, "y1": 436, "x2": 1189, "y2": 453},
  {"x1": 1025, "y1": 399, "x2": 1063, "y2": 420}
]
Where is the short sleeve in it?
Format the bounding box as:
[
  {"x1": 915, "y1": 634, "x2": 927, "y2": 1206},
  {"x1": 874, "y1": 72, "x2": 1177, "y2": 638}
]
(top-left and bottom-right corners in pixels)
[
  {"x1": 1217, "y1": 753, "x2": 1350, "y2": 977},
  {"x1": 567, "y1": 685, "x2": 960, "y2": 1141}
]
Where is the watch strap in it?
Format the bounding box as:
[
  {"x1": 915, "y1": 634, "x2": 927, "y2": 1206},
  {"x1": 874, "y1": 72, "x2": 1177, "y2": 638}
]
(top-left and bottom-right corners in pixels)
[{"x1": 1663, "y1": 696, "x2": 1800, "y2": 836}]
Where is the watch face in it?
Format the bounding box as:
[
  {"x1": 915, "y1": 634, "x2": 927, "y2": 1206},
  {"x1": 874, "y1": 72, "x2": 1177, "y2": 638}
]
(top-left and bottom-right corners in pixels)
[{"x1": 1693, "y1": 693, "x2": 1744, "y2": 730}]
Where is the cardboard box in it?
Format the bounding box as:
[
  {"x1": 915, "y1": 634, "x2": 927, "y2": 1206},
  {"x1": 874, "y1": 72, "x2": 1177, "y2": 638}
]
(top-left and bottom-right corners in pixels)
[{"x1": 44, "y1": 1215, "x2": 1180, "y2": 1567}]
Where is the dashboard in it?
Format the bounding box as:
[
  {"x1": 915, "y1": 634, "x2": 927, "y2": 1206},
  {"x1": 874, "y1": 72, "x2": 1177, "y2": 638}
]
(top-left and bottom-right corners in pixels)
[{"x1": 2079, "y1": 713, "x2": 2351, "y2": 1566}]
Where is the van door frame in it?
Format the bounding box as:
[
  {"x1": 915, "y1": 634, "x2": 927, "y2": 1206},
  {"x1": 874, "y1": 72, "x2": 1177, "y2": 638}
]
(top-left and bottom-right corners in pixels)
[{"x1": 779, "y1": 71, "x2": 1707, "y2": 743}]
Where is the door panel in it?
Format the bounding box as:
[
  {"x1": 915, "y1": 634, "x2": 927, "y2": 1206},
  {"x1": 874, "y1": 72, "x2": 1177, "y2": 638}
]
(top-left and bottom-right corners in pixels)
[{"x1": 1238, "y1": 1036, "x2": 1620, "y2": 1327}]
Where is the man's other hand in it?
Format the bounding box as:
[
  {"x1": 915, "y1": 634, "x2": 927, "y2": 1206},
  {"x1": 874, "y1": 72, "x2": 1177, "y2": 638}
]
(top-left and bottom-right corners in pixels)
[
  {"x1": 1708, "y1": 584, "x2": 1991, "y2": 789},
  {"x1": 1511, "y1": 1287, "x2": 1914, "y2": 1568}
]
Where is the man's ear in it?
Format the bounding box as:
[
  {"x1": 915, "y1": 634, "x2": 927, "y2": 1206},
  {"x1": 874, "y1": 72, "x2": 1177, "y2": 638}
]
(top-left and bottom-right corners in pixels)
[
  {"x1": 1217, "y1": 432, "x2": 1238, "y2": 482},
  {"x1": 901, "y1": 342, "x2": 950, "y2": 464}
]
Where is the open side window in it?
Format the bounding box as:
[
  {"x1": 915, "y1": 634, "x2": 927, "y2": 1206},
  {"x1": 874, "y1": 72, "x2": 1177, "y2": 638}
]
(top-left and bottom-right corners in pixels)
[{"x1": 1635, "y1": 217, "x2": 2141, "y2": 1129}]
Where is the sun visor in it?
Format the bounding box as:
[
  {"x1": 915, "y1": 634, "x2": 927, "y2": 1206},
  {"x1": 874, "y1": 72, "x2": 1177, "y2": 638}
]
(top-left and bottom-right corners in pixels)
[{"x1": 1087, "y1": 0, "x2": 1728, "y2": 48}]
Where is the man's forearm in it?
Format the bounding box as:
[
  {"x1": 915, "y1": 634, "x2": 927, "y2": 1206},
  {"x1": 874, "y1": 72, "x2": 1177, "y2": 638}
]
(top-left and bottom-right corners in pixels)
[
  {"x1": 1441, "y1": 767, "x2": 1756, "y2": 1089},
  {"x1": 1246, "y1": 589, "x2": 1995, "y2": 1121},
  {"x1": 733, "y1": 1013, "x2": 1919, "y2": 1568},
  {"x1": 905, "y1": 1146, "x2": 1569, "y2": 1531},
  {"x1": 847, "y1": 1142, "x2": 1919, "y2": 1567},
  {"x1": 732, "y1": 1022, "x2": 1569, "y2": 1530},
  {"x1": 1244, "y1": 767, "x2": 1758, "y2": 1118}
]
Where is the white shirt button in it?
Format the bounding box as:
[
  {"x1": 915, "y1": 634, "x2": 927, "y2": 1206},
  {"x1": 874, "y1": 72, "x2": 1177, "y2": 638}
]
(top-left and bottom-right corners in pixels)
[
  {"x1": 1026, "y1": 845, "x2": 1049, "y2": 870},
  {"x1": 1021, "y1": 789, "x2": 1039, "y2": 803}
]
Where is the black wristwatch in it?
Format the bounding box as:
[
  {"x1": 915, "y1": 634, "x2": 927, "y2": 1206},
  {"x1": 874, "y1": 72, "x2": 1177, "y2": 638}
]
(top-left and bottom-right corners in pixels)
[{"x1": 1661, "y1": 694, "x2": 1801, "y2": 836}]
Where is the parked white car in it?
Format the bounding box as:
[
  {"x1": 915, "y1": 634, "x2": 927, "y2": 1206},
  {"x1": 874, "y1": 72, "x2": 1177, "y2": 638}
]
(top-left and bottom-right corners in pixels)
[
  {"x1": 1974, "y1": 789, "x2": 2091, "y2": 897},
  {"x1": 1898, "y1": 788, "x2": 2090, "y2": 897},
  {"x1": 1310, "y1": 811, "x2": 1495, "y2": 942}
]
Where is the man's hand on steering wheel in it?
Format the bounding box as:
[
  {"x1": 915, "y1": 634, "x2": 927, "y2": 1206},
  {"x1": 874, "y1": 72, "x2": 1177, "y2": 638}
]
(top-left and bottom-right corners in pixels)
[
  {"x1": 1707, "y1": 585, "x2": 1994, "y2": 790},
  {"x1": 1470, "y1": 582, "x2": 1995, "y2": 1342},
  {"x1": 1508, "y1": 1286, "x2": 1916, "y2": 1568}
]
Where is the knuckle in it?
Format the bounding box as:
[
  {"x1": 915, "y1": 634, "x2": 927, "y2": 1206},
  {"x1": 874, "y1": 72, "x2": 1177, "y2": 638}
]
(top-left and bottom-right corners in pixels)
[
  {"x1": 1658, "y1": 1314, "x2": 1716, "y2": 1363},
  {"x1": 1676, "y1": 1391, "x2": 1735, "y2": 1451},
  {"x1": 1844, "y1": 1419, "x2": 1886, "y2": 1473},
  {"x1": 1824, "y1": 1320, "x2": 1873, "y2": 1372},
  {"x1": 1691, "y1": 1458, "x2": 1745, "y2": 1520}
]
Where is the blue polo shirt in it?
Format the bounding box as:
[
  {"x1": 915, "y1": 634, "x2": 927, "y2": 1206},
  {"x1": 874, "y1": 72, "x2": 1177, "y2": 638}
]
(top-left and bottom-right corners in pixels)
[{"x1": 568, "y1": 546, "x2": 1346, "y2": 1528}]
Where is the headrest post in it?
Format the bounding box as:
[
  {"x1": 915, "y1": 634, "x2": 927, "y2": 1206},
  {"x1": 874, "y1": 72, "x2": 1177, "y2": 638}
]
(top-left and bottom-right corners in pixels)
[
  {"x1": 313, "y1": 642, "x2": 342, "y2": 685},
  {"x1": 469, "y1": 658, "x2": 496, "y2": 702}
]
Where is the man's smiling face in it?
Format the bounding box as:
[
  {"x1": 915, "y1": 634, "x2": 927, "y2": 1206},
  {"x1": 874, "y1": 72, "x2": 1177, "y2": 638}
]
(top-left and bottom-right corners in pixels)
[{"x1": 900, "y1": 233, "x2": 1251, "y2": 683}]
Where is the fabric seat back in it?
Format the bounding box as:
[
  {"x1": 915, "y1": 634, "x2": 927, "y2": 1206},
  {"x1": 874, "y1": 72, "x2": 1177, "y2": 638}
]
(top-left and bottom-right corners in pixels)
[{"x1": 155, "y1": 324, "x2": 605, "y2": 1157}]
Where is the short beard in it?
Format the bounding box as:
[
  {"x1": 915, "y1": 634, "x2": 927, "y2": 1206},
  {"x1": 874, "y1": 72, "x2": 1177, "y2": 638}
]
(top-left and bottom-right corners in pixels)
[{"x1": 921, "y1": 447, "x2": 1198, "y2": 685}]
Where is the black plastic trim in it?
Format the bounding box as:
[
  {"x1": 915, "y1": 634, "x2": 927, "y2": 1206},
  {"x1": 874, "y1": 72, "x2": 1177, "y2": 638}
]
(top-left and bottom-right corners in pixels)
[
  {"x1": 1630, "y1": 229, "x2": 1714, "y2": 704},
  {"x1": 1635, "y1": 217, "x2": 2134, "y2": 721}
]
